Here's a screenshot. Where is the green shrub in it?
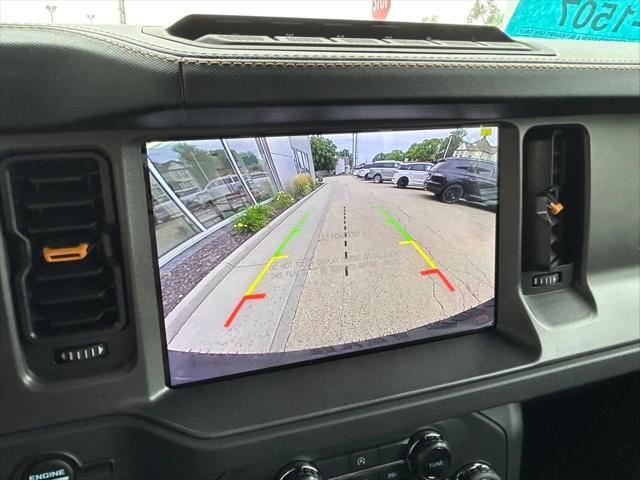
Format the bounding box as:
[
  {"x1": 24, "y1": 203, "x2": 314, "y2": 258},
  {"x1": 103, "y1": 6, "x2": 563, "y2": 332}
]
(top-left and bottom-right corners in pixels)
[
  {"x1": 233, "y1": 204, "x2": 273, "y2": 233},
  {"x1": 272, "y1": 191, "x2": 295, "y2": 210},
  {"x1": 291, "y1": 173, "x2": 315, "y2": 200}
]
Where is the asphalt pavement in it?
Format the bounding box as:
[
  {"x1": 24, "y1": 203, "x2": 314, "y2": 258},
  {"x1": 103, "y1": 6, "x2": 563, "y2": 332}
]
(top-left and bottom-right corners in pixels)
[{"x1": 168, "y1": 175, "x2": 496, "y2": 354}]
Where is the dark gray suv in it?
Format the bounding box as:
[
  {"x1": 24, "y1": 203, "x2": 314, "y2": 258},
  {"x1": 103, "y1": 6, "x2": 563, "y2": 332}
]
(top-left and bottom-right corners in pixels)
[{"x1": 424, "y1": 157, "x2": 497, "y2": 206}]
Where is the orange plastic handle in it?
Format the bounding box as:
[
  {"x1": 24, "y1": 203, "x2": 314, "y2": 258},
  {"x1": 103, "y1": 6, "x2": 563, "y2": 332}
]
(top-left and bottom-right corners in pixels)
[
  {"x1": 42, "y1": 243, "x2": 89, "y2": 263},
  {"x1": 547, "y1": 201, "x2": 564, "y2": 216}
]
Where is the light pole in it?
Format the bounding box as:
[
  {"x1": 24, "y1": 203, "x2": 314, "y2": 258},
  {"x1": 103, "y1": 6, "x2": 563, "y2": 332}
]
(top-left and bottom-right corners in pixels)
[
  {"x1": 118, "y1": 0, "x2": 127, "y2": 24},
  {"x1": 86, "y1": 14, "x2": 95, "y2": 24},
  {"x1": 45, "y1": 5, "x2": 58, "y2": 24}
]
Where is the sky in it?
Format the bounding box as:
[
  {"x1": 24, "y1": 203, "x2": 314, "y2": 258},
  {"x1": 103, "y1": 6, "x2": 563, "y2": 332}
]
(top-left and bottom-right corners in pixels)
[
  {"x1": 327, "y1": 126, "x2": 498, "y2": 163},
  {"x1": 0, "y1": 0, "x2": 516, "y2": 27},
  {"x1": 148, "y1": 127, "x2": 498, "y2": 165}
]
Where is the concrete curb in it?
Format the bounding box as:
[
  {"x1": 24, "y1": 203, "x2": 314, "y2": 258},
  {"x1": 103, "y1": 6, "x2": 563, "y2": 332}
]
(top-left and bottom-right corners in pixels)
[{"x1": 164, "y1": 184, "x2": 326, "y2": 343}]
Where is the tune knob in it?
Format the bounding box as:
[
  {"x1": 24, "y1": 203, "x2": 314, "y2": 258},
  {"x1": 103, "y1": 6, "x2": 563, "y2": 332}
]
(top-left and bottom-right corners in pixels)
[
  {"x1": 406, "y1": 429, "x2": 452, "y2": 480},
  {"x1": 276, "y1": 461, "x2": 323, "y2": 480},
  {"x1": 456, "y1": 462, "x2": 501, "y2": 480}
]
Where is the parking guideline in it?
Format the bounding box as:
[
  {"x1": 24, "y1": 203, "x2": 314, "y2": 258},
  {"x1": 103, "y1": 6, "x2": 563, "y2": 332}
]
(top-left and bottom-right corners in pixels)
[
  {"x1": 376, "y1": 205, "x2": 455, "y2": 292},
  {"x1": 224, "y1": 211, "x2": 311, "y2": 328}
]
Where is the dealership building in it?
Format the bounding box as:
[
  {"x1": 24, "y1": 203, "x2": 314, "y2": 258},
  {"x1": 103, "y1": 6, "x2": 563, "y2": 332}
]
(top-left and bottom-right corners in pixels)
[{"x1": 147, "y1": 136, "x2": 314, "y2": 265}]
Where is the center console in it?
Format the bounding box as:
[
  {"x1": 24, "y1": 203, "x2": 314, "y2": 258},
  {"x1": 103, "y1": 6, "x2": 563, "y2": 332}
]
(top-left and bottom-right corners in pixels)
[{"x1": 274, "y1": 407, "x2": 519, "y2": 480}]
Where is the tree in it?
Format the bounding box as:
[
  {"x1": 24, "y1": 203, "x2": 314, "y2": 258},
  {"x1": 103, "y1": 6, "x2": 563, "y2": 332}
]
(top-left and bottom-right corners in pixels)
[
  {"x1": 386, "y1": 149, "x2": 405, "y2": 161},
  {"x1": 233, "y1": 150, "x2": 260, "y2": 171},
  {"x1": 436, "y1": 128, "x2": 467, "y2": 158},
  {"x1": 310, "y1": 136, "x2": 339, "y2": 171},
  {"x1": 467, "y1": 0, "x2": 504, "y2": 26},
  {"x1": 373, "y1": 149, "x2": 405, "y2": 162},
  {"x1": 405, "y1": 138, "x2": 441, "y2": 161},
  {"x1": 170, "y1": 142, "x2": 212, "y2": 188}
]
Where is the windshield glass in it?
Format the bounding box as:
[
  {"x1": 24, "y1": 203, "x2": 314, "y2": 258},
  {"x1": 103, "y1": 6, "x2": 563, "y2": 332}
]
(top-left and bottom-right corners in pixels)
[{"x1": 1, "y1": 0, "x2": 638, "y2": 42}]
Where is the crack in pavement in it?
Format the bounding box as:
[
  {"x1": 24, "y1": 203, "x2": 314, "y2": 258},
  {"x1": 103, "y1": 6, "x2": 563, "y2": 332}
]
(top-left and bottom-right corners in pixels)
[{"x1": 431, "y1": 279, "x2": 447, "y2": 316}]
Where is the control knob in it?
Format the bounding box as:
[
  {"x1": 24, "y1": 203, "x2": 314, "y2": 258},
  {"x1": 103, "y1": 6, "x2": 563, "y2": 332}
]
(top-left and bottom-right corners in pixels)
[
  {"x1": 406, "y1": 429, "x2": 452, "y2": 480},
  {"x1": 277, "y1": 461, "x2": 323, "y2": 480},
  {"x1": 456, "y1": 462, "x2": 501, "y2": 480}
]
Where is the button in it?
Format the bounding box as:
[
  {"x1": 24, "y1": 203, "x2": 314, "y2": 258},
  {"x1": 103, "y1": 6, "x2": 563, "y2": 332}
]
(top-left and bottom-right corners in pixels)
[
  {"x1": 422, "y1": 446, "x2": 451, "y2": 477},
  {"x1": 349, "y1": 472, "x2": 379, "y2": 480},
  {"x1": 316, "y1": 456, "x2": 350, "y2": 478},
  {"x1": 22, "y1": 458, "x2": 75, "y2": 480},
  {"x1": 195, "y1": 34, "x2": 279, "y2": 45},
  {"x1": 77, "y1": 460, "x2": 113, "y2": 480},
  {"x1": 330, "y1": 37, "x2": 387, "y2": 46},
  {"x1": 532, "y1": 272, "x2": 561, "y2": 287},
  {"x1": 382, "y1": 39, "x2": 437, "y2": 47},
  {"x1": 379, "y1": 463, "x2": 410, "y2": 480},
  {"x1": 482, "y1": 41, "x2": 530, "y2": 50},
  {"x1": 350, "y1": 449, "x2": 379, "y2": 472},
  {"x1": 378, "y1": 443, "x2": 406, "y2": 464},
  {"x1": 54, "y1": 343, "x2": 107, "y2": 363},
  {"x1": 436, "y1": 40, "x2": 483, "y2": 48},
  {"x1": 274, "y1": 36, "x2": 334, "y2": 44}
]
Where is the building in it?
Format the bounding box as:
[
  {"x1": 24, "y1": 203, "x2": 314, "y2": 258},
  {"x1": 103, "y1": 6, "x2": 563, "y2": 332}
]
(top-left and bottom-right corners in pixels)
[
  {"x1": 147, "y1": 136, "x2": 315, "y2": 265},
  {"x1": 454, "y1": 137, "x2": 498, "y2": 162}
]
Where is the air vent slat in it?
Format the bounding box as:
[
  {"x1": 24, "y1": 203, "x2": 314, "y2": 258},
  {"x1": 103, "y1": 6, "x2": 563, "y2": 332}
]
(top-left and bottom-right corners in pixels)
[
  {"x1": 25, "y1": 199, "x2": 95, "y2": 210},
  {"x1": 28, "y1": 175, "x2": 87, "y2": 186},
  {"x1": 36, "y1": 286, "x2": 111, "y2": 306},
  {"x1": 34, "y1": 265, "x2": 106, "y2": 283},
  {"x1": 33, "y1": 306, "x2": 118, "y2": 332},
  {"x1": 28, "y1": 221, "x2": 99, "y2": 235}
]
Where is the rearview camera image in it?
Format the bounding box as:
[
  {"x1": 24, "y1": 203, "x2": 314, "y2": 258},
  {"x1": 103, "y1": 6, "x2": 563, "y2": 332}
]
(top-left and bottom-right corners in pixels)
[{"x1": 147, "y1": 126, "x2": 498, "y2": 385}]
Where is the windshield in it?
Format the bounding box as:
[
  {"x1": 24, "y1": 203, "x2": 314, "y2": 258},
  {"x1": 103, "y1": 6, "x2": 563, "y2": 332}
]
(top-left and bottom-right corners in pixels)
[{"x1": 1, "y1": 0, "x2": 638, "y2": 42}]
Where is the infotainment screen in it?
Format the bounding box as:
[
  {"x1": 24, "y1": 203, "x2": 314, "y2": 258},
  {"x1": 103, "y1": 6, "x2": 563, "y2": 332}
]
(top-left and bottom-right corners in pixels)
[{"x1": 146, "y1": 126, "x2": 498, "y2": 385}]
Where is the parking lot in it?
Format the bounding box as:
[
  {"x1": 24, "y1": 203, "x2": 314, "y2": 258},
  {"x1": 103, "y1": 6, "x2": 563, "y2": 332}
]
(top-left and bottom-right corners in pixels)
[{"x1": 167, "y1": 175, "x2": 496, "y2": 355}]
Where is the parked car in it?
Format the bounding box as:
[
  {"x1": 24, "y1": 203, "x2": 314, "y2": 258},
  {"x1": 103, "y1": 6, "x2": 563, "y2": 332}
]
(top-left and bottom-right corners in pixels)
[
  {"x1": 205, "y1": 174, "x2": 244, "y2": 200},
  {"x1": 355, "y1": 163, "x2": 374, "y2": 179},
  {"x1": 424, "y1": 157, "x2": 498, "y2": 206},
  {"x1": 391, "y1": 162, "x2": 433, "y2": 188},
  {"x1": 368, "y1": 161, "x2": 404, "y2": 183}
]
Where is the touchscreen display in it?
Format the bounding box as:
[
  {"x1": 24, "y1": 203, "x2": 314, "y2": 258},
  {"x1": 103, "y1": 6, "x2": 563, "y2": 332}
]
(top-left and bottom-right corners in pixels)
[{"x1": 147, "y1": 126, "x2": 498, "y2": 385}]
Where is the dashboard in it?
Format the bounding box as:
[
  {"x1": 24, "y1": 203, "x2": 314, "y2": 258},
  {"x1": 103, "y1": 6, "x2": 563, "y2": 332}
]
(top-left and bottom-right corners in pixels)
[{"x1": 0, "y1": 15, "x2": 639, "y2": 480}]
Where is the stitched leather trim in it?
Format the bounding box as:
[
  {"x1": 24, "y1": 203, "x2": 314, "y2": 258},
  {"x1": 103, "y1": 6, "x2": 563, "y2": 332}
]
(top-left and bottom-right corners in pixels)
[
  {"x1": 2, "y1": 24, "x2": 639, "y2": 71},
  {"x1": 46, "y1": 24, "x2": 640, "y2": 65}
]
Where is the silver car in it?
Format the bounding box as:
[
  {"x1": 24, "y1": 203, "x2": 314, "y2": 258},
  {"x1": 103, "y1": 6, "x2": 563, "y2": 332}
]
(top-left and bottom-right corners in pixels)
[{"x1": 368, "y1": 161, "x2": 404, "y2": 183}]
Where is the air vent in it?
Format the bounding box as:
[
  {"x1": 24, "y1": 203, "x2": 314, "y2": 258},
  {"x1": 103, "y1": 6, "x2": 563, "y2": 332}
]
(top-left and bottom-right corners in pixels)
[
  {"x1": 0, "y1": 152, "x2": 132, "y2": 376},
  {"x1": 143, "y1": 14, "x2": 554, "y2": 56},
  {"x1": 521, "y1": 126, "x2": 587, "y2": 294}
]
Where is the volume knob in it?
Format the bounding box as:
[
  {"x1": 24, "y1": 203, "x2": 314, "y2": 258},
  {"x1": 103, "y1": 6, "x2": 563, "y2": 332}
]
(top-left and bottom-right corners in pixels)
[
  {"x1": 406, "y1": 429, "x2": 452, "y2": 480},
  {"x1": 456, "y1": 462, "x2": 501, "y2": 480},
  {"x1": 277, "y1": 461, "x2": 322, "y2": 480}
]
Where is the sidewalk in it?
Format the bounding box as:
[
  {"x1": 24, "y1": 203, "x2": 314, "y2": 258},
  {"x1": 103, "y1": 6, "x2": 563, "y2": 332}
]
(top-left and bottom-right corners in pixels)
[{"x1": 168, "y1": 182, "x2": 334, "y2": 354}]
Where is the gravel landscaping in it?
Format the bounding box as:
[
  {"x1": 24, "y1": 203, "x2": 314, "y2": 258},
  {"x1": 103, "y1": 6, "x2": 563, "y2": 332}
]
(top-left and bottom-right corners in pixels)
[
  {"x1": 159, "y1": 223, "x2": 251, "y2": 316},
  {"x1": 158, "y1": 193, "x2": 315, "y2": 316}
]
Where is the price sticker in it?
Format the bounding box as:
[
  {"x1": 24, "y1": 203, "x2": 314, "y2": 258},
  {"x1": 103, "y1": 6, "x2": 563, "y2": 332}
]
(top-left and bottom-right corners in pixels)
[{"x1": 506, "y1": 0, "x2": 640, "y2": 42}]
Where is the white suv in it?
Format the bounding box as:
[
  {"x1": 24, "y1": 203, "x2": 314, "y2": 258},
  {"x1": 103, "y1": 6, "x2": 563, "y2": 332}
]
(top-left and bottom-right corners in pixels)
[
  {"x1": 368, "y1": 161, "x2": 404, "y2": 183},
  {"x1": 391, "y1": 162, "x2": 433, "y2": 188}
]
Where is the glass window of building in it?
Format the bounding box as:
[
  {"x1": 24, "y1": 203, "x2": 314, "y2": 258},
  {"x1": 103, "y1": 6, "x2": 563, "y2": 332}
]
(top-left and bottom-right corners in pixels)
[
  {"x1": 149, "y1": 177, "x2": 200, "y2": 257},
  {"x1": 226, "y1": 138, "x2": 279, "y2": 202},
  {"x1": 148, "y1": 140, "x2": 253, "y2": 228}
]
